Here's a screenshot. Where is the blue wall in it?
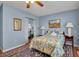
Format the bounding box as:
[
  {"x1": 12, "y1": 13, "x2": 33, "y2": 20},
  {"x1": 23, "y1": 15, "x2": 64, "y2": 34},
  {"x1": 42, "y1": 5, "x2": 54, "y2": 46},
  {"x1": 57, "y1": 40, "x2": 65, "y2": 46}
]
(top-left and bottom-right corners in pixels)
[
  {"x1": 76, "y1": 8, "x2": 79, "y2": 45},
  {"x1": 2, "y1": 4, "x2": 38, "y2": 51},
  {"x1": 0, "y1": 4, "x2": 3, "y2": 50},
  {"x1": 39, "y1": 9, "x2": 79, "y2": 47}
]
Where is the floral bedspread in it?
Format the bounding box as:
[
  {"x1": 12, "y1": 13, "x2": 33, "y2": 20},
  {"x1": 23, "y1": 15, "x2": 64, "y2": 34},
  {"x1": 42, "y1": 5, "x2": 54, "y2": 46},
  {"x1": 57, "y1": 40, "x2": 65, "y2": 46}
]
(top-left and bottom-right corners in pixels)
[
  {"x1": 29, "y1": 34, "x2": 64, "y2": 57},
  {"x1": 51, "y1": 35, "x2": 65, "y2": 57}
]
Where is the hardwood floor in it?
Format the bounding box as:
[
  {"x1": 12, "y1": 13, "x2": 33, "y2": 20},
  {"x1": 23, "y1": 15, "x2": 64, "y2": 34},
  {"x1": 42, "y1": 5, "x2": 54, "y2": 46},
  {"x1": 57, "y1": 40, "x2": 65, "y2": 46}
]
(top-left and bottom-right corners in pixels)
[
  {"x1": 0, "y1": 43, "x2": 79, "y2": 57},
  {"x1": 0, "y1": 43, "x2": 29, "y2": 57}
]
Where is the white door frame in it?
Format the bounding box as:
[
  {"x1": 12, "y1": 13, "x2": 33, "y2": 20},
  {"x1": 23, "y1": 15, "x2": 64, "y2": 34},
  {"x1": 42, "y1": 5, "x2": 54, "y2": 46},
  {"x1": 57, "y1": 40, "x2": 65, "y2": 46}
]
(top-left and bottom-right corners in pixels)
[{"x1": 24, "y1": 18, "x2": 29, "y2": 43}]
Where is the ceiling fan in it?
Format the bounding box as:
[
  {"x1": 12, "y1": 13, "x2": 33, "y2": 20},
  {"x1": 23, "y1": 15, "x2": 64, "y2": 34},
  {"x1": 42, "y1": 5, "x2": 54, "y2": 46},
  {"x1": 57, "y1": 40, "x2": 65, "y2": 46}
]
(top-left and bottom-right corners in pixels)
[{"x1": 26, "y1": 0, "x2": 44, "y2": 8}]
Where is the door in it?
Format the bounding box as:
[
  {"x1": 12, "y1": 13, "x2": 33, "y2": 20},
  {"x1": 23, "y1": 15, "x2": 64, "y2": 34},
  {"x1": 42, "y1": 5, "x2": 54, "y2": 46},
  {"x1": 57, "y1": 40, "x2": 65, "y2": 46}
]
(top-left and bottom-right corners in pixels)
[{"x1": 28, "y1": 19, "x2": 34, "y2": 38}]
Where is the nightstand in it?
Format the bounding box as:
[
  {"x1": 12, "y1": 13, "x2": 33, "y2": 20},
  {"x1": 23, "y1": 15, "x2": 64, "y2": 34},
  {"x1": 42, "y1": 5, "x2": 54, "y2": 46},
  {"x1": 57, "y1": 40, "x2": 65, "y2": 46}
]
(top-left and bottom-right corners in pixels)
[{"x1": 63, "y1": 32, "x2": 74, "y2": 56}]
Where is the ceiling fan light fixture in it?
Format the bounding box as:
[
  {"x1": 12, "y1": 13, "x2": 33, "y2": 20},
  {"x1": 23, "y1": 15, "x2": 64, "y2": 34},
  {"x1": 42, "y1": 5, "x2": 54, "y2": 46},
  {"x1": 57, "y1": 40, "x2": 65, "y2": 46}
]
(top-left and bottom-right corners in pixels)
[
  {"x1": 26, "y1": 0, "x2": 44, "y2": 8},
  {"x1": 26, "y1": 0, "x2": 29, "y2": 3},
  {"x1": 26, "y1": 0, "x2": 34, "y2": 4},
  {"x1": 31, "y1": 1, "x2": 34, "y2": 3}
]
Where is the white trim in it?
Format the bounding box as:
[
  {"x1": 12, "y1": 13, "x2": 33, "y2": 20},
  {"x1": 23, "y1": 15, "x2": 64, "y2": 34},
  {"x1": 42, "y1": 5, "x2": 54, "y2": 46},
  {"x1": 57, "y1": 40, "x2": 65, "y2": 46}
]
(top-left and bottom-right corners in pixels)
[{"x1": 2, "y1": 43, "x2": 26, "y2": 52}]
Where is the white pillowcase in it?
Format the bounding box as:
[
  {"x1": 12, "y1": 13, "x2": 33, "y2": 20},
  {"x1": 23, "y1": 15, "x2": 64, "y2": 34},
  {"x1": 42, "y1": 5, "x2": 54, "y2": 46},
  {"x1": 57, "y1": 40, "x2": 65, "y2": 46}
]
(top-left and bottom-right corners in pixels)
[{"x1": 51, "y1": 31, "x2": 57, "y2": 36}]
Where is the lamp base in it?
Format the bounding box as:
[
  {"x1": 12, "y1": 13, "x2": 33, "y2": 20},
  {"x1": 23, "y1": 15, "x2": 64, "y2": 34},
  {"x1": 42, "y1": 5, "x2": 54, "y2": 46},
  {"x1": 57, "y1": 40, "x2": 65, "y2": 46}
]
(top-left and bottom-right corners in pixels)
[{"x1": 68, "y1": 28, "x2": 72, "y2": 36}]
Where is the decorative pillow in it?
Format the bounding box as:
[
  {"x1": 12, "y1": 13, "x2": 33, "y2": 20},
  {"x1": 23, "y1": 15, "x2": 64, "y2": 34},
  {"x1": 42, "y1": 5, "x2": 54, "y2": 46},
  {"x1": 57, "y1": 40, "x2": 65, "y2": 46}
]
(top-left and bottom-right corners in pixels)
[
  {"x1": 51, "y1": 31, "x2": 57, "y2": 36},
  {"x1": 54, "y1": 29, "x2": 63, "y2": 35}
]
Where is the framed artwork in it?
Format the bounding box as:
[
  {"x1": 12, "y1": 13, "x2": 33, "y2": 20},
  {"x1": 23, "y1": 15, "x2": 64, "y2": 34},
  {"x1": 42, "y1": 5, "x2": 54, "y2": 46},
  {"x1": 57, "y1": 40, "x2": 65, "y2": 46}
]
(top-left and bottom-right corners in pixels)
[
  {"x1": 48, "y1": 19, "x2": 61, "y2": 28},
  {"x1": 13, "y1": 18, "x2": 22, "y2": 31}
]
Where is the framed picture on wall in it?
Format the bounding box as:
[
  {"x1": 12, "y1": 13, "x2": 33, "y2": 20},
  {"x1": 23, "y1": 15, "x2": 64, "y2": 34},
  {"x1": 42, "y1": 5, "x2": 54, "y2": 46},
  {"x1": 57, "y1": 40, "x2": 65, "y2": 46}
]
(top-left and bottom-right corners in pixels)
[
  {"x1": 48, "y1": 19, "x2": 61, "y2": 28},
  {"x1": 13, "y1": 18, "x2": 22, "y2": 31}
]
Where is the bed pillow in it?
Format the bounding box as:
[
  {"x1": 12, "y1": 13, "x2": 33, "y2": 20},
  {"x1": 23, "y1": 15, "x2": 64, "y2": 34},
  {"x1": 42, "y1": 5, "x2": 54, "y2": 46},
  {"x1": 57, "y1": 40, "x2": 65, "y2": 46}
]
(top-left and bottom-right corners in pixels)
[{"x1": 45, "y1": 30, "x2": 52, "y2": 36}]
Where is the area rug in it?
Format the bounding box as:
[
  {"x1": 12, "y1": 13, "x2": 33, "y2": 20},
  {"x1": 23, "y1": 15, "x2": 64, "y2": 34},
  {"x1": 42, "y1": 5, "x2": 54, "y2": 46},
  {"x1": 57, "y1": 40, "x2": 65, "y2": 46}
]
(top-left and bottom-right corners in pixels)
[
  {"x1": 12, "y1": 48, "x2": 50, "y2": 57},
  {"x1": 12, "y1": 45, "x2": 73, "y2": 57},
  {"x1": 0, "y1": 44, "x2": 74, "y2": 57}
]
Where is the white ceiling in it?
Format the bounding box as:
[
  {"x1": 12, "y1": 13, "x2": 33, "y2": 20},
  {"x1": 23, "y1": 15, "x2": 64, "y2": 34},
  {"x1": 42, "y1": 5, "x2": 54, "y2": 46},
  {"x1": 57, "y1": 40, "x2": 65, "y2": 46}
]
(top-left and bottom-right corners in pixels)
[{"x1": 0, "y1": 1, "x2": 79, "y2": 17}]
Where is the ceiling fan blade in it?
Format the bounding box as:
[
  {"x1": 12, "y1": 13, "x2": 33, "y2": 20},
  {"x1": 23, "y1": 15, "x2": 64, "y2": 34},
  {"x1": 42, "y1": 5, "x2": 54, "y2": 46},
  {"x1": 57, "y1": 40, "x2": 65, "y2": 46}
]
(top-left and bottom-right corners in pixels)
[
  {"x1": 35, "y1": 1, "x2": 44, "y2": 7},
  {"x1": 27, "y1": 1, "x2": 31, "y2": 8}
]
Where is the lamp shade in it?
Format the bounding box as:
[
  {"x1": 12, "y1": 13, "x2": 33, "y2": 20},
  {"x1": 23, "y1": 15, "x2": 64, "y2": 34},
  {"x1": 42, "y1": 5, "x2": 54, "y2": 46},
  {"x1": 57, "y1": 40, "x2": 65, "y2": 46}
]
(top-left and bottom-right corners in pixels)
[
  {"x1": 28, "y1": 24, "x2": 32, "y2": 29},
  {"x1": 66, "y1": 22, "x2": 73, "y2": 28}
]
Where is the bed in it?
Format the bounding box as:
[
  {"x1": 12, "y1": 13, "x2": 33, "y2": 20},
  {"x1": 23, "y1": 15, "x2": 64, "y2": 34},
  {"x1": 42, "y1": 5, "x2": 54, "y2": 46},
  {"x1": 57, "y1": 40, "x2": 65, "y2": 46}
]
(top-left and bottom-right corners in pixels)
[{"x1": 29, "y1": 30, "x2": 65, "y2": 57}]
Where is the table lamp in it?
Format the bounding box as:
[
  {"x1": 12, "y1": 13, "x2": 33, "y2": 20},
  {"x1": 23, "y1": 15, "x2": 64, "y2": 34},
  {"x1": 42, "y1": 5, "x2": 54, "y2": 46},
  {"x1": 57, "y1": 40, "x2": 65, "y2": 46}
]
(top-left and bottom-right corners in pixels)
[
  {"x1": 40, "y1": 26, "x2": 46, "y2": 35},
  {"x1": 66, "y1": 22, "x2": 73, "y2": 36}
]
